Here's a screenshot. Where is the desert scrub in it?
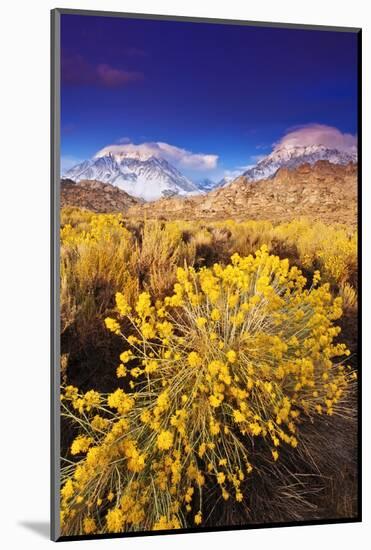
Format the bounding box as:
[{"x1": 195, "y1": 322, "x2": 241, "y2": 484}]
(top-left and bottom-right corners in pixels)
[
  {"x1": 61, "y1": 206, "x2": 95, "y2": 229},
  {"x1": 134, "y1": 220, "x2": 194, "y2": 299},
  {"x1": 60, "y1": 212, "x2": 139, "y2": 371},
  {"x1": 224, "y1": 219, "x2": 274, "y2": 257},
  {"x1": 274, "y1": 219, "x2": 357, "y2": 287},
  {"x1": 60, "y1": 246, "x2": 354, "y2": 535}
]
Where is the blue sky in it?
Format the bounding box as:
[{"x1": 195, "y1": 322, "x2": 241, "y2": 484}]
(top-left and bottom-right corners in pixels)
[{"x1": 61, "y1": 14, "x2": 358, "y2": 180}]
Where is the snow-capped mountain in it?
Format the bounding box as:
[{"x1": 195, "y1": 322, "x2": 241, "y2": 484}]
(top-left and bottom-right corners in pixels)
[
  {"x1": 196, "y1": 176, "x2": 236, "y2": 191},
  {"x1": 242, "y1": 144, "x2": 357, "y2": 182},
  {"x1": 64, "y1": 150, "x2": 199, "y2": 201},
  {"x1": 196, "y1": 178, "x2": 217, "y2": 192}
]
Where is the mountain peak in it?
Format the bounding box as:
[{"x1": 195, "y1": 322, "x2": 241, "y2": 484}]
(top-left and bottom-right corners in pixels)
[
  {"x1": 64, "y1": 152, "x2": 199, "y2": 201},
  {"x1": 242, "y1": 144, "x2": 357, "y2": 182},
  {"x1": 94, "y1": 147, "x2": 154, "y2": 163}
]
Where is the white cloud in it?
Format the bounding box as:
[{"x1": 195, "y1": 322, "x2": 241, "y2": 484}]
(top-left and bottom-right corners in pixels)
[
  {"x1": 275, "y1": 124, "x2": 357, "y2": 153},
  {"x1": 95, "y1": 141, "x2": 218, "y2": 171}
]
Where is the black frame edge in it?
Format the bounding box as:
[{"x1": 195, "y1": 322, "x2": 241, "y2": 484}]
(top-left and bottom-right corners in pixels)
[
  {"x1": 53, "y1": 7, "x2": 361, "y2": 33},
  {"x1": 51, "y1": 7, "x2": 61, "y2": 543},
  {"x1": 356, "y1": 27, "x2": 362, "y2": 523}
]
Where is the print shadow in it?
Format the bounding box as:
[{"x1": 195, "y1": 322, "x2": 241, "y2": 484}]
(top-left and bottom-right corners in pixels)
[{"x1": 18, "y1": 521, "x2": 49, "y2": 539}]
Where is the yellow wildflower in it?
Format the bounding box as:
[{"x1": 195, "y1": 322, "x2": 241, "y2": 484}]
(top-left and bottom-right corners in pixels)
[
  {"x1": 70, "y1": 436, "x2": 93, "y2": 456},
  {"x1": 226, "y1": 350, "x2": 237, "y2": 363},
  {"x1": 196, "y1": 317, "x2": 207, "y2": 328},
  {"x1": 157, "y1": 430, "x2": 174, "y2": 450},
  {"x1": 106, "y1": 508, "x2": 124, "y2": 532},
  {"x1": 211, "y1": 308, "x2": 221, "y2": 321},
  {"x1": 104, "y1": 317, "x2": 121, "y2": 334},
  {"x1": 194, "y1": 511, "x2": 202, "y2": 525},
  {"x1": 115, "y1": 292, "x2": 131, "y2": 316},
  {"x1": 216, "y1": 472, "x2": 226, "y2": 484},
  {"x1": 188, "y1": 351, "x2": 202, "y2": 368}
]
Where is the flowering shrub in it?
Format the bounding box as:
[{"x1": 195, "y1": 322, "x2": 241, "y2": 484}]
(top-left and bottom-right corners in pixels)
[{"x1": 60, "y1": 246, "x2": 354, "y2": 536}]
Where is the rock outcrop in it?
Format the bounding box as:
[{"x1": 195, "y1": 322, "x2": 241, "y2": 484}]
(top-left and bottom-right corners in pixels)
[{"x1": 61, "y1": 179, "x2": 142, "y2": 213}]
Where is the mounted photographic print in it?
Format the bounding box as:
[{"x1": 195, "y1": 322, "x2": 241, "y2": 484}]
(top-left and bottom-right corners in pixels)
[{"x1": 51, "y1": 8, "x2": 361, "y2": 541}]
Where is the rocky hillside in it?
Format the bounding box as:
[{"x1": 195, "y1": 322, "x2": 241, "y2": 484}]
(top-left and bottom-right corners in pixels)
[
  {"x1": 61, "y1": 179, "x2": 142, "y2": 213},
  {"x1": 127, "y1": 161, "x2": 357, "y2": 225}
]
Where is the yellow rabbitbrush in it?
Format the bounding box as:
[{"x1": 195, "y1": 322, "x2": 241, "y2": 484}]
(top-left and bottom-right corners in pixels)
[{"x1": 60, "y1": 246, "x2": 354, "y2": 536}]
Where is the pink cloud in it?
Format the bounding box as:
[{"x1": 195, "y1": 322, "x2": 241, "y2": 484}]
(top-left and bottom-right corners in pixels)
[
  {"x1": 96, "y1": 64, "x2": 141, "y2": 87},
  {"x1": 61, "y1": 55, "x2": 143, "y2": 88},
  {"x1": 275, "y1": 124, "x2": 357, "y2": 153}
]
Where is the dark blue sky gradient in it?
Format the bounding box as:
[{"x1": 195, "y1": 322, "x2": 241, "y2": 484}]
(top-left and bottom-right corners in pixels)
[{"x1": 61, "y1": 14, "x2": 358, "y2": 179}]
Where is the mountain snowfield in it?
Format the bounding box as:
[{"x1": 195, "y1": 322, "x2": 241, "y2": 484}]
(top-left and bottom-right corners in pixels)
[{"x1": 63, "y1": 143, "x2": 357, "y2": 201}]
